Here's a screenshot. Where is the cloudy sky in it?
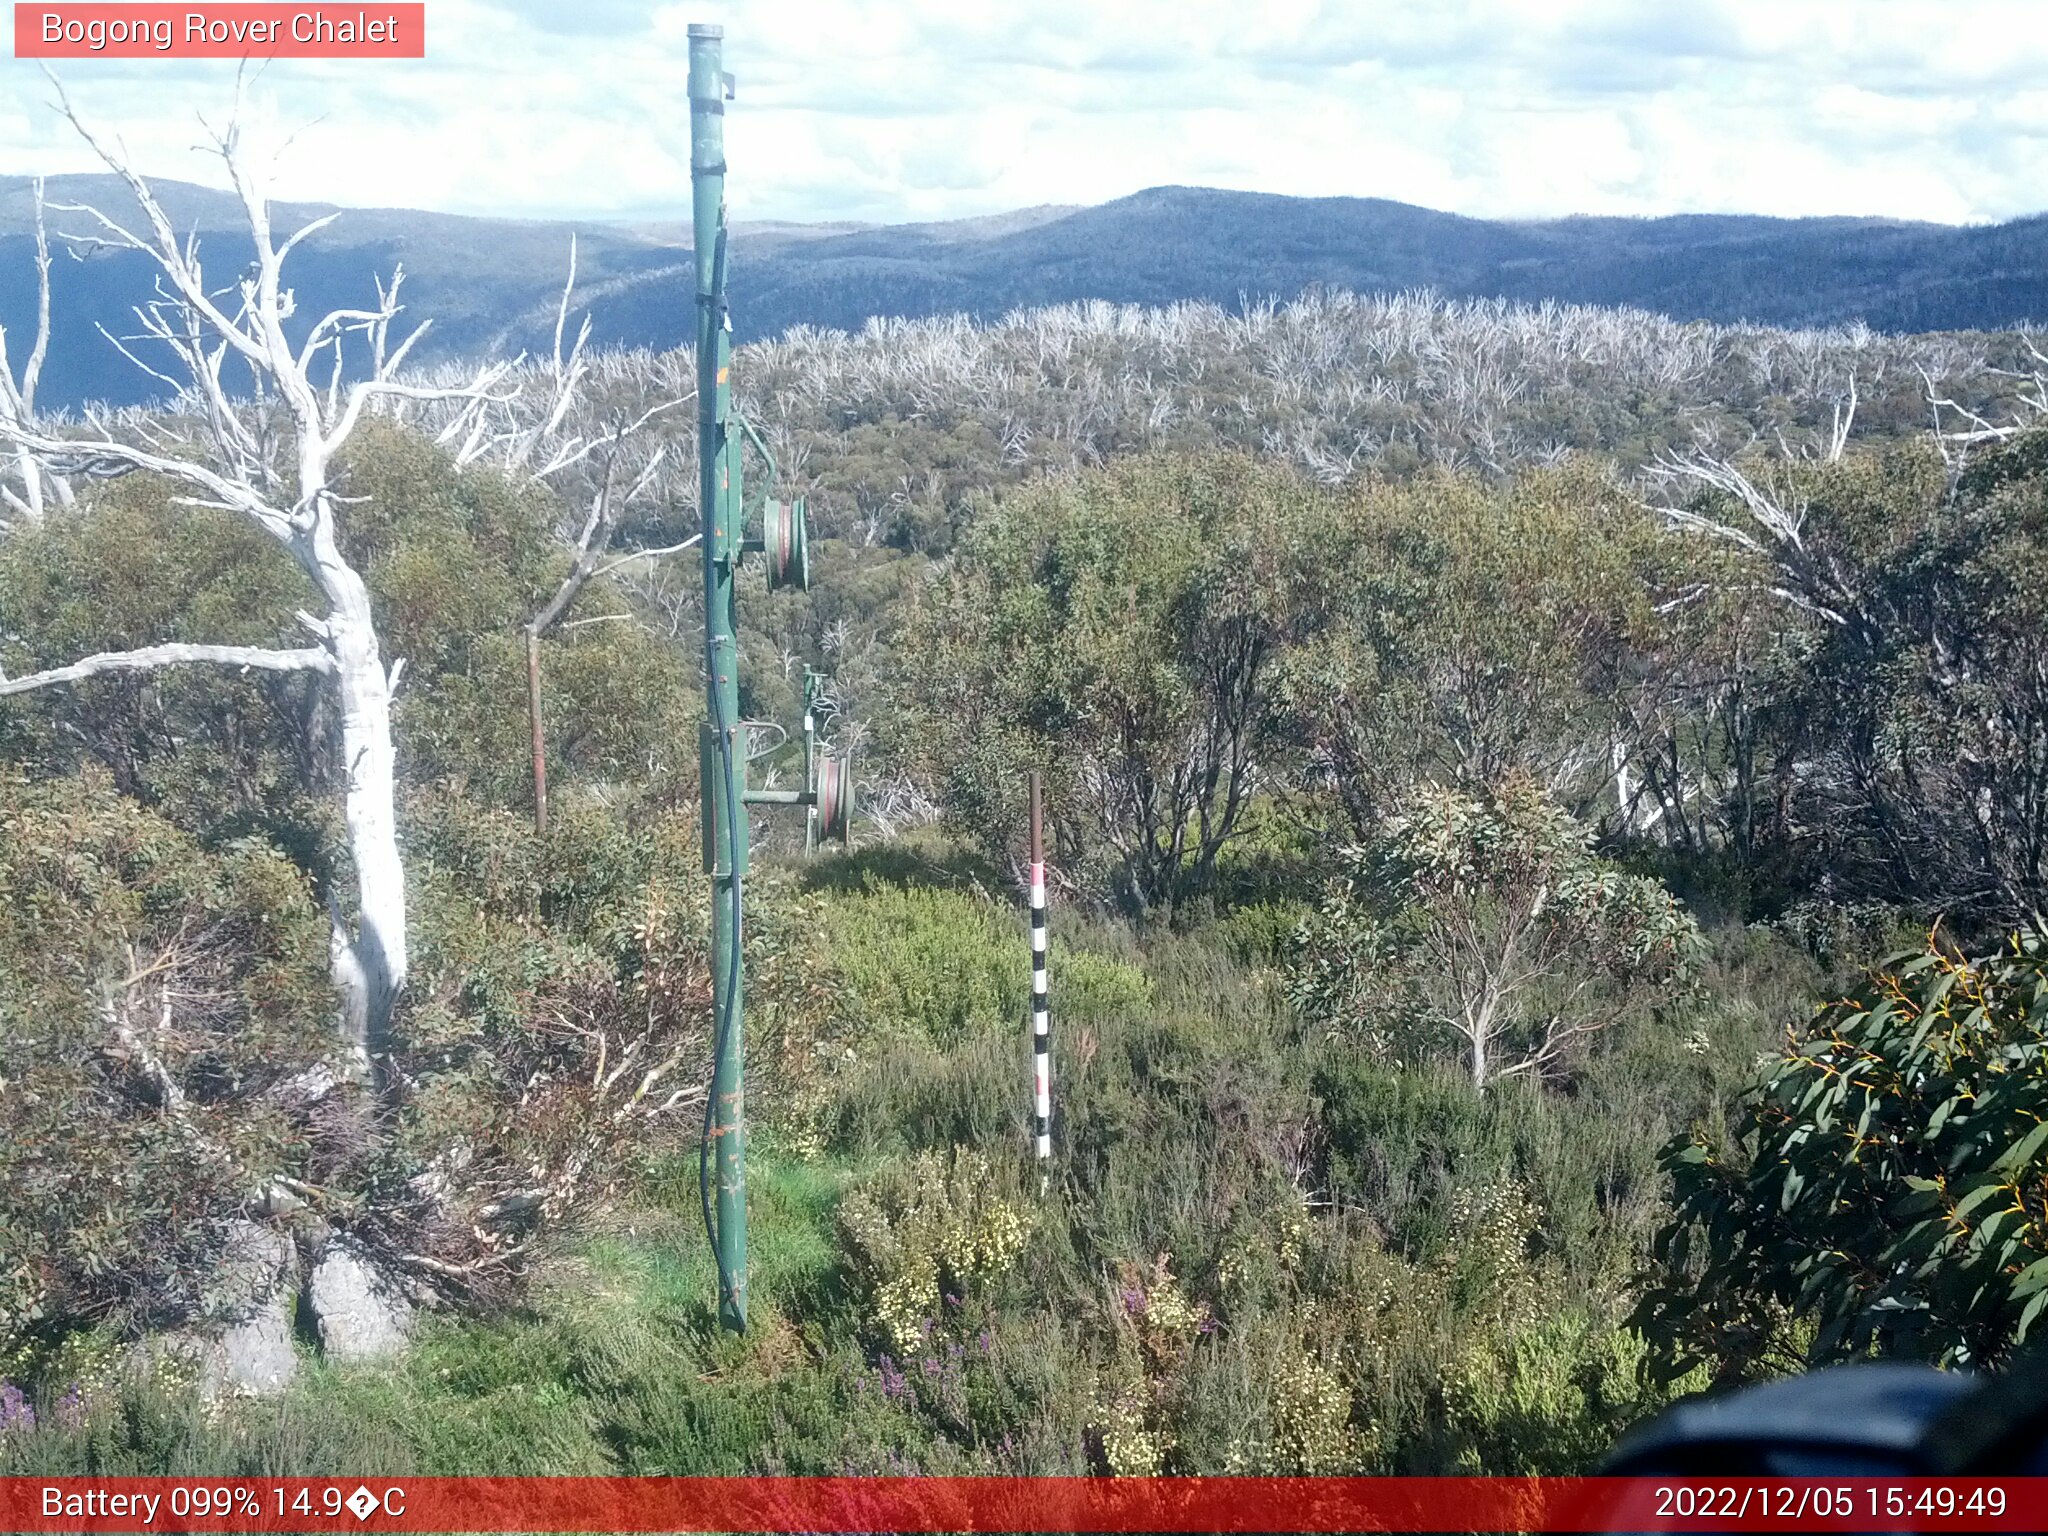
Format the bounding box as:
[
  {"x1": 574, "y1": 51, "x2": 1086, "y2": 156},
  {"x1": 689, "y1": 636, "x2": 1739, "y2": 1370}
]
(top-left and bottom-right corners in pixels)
[{"x1": 4, "y1": 0, "x2": 2046, "y2": 227}]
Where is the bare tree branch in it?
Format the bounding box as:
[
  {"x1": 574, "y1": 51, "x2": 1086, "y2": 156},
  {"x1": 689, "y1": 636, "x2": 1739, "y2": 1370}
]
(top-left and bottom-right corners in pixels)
[
  {"x1": 0, "y1": 642, "x2": 333, "y2": 696},
  {"x1": 588, "y1": 533, "x2": 701, "y2": 583}
]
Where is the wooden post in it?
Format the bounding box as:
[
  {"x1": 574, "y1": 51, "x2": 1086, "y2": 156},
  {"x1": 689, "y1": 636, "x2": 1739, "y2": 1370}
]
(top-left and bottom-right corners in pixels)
[{"x1": 1029, "y1": 772, "x2": 1051, "y2": 1167}]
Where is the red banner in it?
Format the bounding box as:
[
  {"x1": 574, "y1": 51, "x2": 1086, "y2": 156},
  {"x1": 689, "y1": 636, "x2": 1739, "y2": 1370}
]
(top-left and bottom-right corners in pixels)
[
  {"x1": 0, "y1": 1476, "x2": 2042, "y2": 1532},
  {"x1": 13, "y1": 5, "x2": 425, "y2": 58}
]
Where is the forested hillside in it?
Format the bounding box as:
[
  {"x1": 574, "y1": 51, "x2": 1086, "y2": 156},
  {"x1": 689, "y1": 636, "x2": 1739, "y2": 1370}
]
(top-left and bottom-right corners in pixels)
[{"x1": 6, "y1": 215, "x2": 2048, "y2": 1477}]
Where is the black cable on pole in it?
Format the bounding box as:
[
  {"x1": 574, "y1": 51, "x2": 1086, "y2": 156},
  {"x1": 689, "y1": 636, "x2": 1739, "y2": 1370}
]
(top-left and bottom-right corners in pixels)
[
  {"x1": 699, "y1": 626, "x2": 745, "y2": 1320},
  {"x1": 697, "y1": 216, "x2": 745, "y2": 1325}
]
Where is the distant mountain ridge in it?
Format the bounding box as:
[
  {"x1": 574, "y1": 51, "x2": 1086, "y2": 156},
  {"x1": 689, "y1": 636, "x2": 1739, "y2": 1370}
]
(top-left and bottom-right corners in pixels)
[{"x1": 1, "y1": 175, "x2": 2042, "y2": 411}]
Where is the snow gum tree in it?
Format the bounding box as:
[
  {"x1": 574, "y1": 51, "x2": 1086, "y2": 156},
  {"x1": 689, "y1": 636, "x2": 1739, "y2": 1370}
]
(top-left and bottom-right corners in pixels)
[{"x1": 0, "y1": 87, "x2": 512, "y2": 1081}]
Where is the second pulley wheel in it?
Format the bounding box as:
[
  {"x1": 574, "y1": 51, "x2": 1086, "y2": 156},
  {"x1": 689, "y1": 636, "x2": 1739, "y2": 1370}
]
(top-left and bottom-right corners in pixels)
[
  {"x1": 762, "y1": 497, "x2": 810, "y2": 592},
  {"x1": 814, "y1": 751, "x2": 854, "y2": 846}
]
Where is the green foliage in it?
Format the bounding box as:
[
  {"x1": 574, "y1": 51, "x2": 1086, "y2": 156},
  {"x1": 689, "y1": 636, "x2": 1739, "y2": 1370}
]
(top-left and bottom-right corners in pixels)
[
  {"x1": 0, "y1": 421, "x2": 698, "y2": 844},
  {"x1": 0, "y1": 419, "x2": 711, "y2": 1342},
  {"x1": 11, "y1": 311, "x2": 2039, "y2": 1487},
  {"x1": 820, "y1": 906, "x2": 1147, "y2": 1046},
  {"x1": 389, "y1": 785, "x2": 844, "y2": 1284},
  {"x1": 0, "y1": 832, "x2": 1810, "y2": 1478},
  {"x1": 1635, "y1": 931, "x2": 2048, "y2": 1382},
  {"x1": 1652, "y1": 428, "x2": 2048, "y2": 923},
  {"x1": 0, "y1": 1161, "x2": 883, "y2": 1477},
  {"x1": 1276, "y1": 461, "x2": 1683, "y2": 835},
  {"x1": 890, "y1": 451, "x2": 1325, "y2": 914},
  {"x1": 0, "y1": 766, "x2": 332, "y2": 1340},
  {"x1": 0, "y1": 761, "x2": 824, "y2": 1355},
  {"x1": 1294, "y1": 778, "x2": 1702, "y2": 1087},
  {"x1": 0, "y1": 476, "x2": 330, "y2": 859},
  {"x1": 798, "y1": 878, "x2": 1150, "y2": 1159},
  {"x1": 822, "y1": 886, "x2": 1025, "y2": 1051},
  {"x1": 336, "y1": 421, "x2": 697, "y2": 808},
  {"x1": 875, "y1": 426, "x2": 2048, "y2": 938}
]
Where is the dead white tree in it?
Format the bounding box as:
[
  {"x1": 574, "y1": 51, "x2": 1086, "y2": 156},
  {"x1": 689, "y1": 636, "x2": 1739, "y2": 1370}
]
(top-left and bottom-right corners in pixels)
[
  {"x1": 1645, "y1": 442, "x2": 1870, "y2": 634},
  {"x1": 0, "y1": 176, "x2": 72, "y2": 524},
  {"x1": 519, "y1": 426, "x2": 686, "y2": 832},
  {"x1": 1920, "y1": 339, "x2": 2048, "y2": 478},
  {"x1": 435, "y1": 244, "x2": 694, "y2": 831},
  {"x1": 0, "y1": 85, "x2": 513, "y2": 1081}
]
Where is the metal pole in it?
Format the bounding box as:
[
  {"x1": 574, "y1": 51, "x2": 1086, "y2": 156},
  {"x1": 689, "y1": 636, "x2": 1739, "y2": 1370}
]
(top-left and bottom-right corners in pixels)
[
  {"x1": 1029, "y1": 773, "x2": 1051, "y2": 1170},
  {"x1": 803, "y1": 679, "x2": 818, "y2": 855},
  {"x1": 690, "y1": 20, "x2": 747, "y2": 1333}
]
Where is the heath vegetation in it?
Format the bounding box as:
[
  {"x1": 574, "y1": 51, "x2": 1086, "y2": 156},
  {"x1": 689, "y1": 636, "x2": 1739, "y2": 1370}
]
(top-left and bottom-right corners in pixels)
[{"x1": 5, "y1": 137, "x2": 2048, "y2": 1473}]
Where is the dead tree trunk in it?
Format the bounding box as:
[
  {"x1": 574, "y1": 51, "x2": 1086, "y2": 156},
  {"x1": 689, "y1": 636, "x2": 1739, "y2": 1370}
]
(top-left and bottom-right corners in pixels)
[{"x1": 0, "y1": 176, "x2": 71, "y2": 525}]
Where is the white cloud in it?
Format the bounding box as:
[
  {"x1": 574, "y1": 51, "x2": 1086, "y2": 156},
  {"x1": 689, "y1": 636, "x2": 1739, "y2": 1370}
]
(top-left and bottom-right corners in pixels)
[{"x1": 1, "y1": 0, "x2": 2043, "y2": 226}]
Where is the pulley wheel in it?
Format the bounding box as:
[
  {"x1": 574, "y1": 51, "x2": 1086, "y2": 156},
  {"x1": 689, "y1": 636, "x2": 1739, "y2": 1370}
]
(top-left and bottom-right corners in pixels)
[{"x1": 815, "y1": 751, "x2": 854, "y2": 847}]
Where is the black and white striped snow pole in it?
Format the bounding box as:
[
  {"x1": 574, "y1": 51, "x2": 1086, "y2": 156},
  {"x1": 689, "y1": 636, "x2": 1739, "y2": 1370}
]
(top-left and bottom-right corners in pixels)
[{"x1": 1028, "y1": 771, "x2": 1051, "y2": 1166}]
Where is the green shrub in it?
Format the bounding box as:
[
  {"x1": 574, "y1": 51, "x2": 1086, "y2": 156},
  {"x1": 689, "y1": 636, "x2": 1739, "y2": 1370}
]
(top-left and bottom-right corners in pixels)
[
  {"x1": 821, "y1": 885, "x2": 1024, "y2": 1049},
  {"x1": 1635, "y1": 931, "x2": 2048, "y2": 1381},
  {"x1": 0, "y1": 476, "x2": 329, "y2": 859},
  {"x1": 887, "y1": 452, "x2": 1329, "y2": 915},
  {"x1": 1209, "y1": 899, "x2": 1315, "y2": 968},
  {"x1": 390, "y1": 787, "x2": 842, "y2": 1285},
  {"x1": 0, "y1": 766, "x2": 331, "y2": 1344},
  {"x1": 1292, "y1": 778, "x2": 1702, "y2": 1089},
  {"x1": 837, "y1": 1148, "x2": 1031, "y2": 1356}
]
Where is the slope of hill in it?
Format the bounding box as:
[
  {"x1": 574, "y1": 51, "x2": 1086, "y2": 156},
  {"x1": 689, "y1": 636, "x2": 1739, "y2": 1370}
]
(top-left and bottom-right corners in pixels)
[{"x1": 1, "y1": 175, "x2": 2043, "y2": 410}]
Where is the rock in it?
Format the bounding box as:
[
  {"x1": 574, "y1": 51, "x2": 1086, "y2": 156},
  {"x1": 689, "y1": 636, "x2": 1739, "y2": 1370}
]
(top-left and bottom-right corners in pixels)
[
  {"x1": 477, "y1": 1189, "x2": 544, "y2": 1227},
  {"x1": 307, "y1": 1238, "x2": 413, "y2": 1361},
  {"x1": 406, "y1": 1139, "x2": 473, "y2": 1205},
  {"x1": 254, "y1": 1180, "x2": 307, "y2": 1216},
  {"x1": 218, "y1": 1304, "x2": 297, "y2": 1396},
  {"x1": 136, "y1": 1221, "x2": 299, "y2": 1401},
  {"x1": 213, "y1": 1220, "x2": 299, "y2": 1397},
  {"x1": 266, "y1": 1060, "x2": 353, "y2": 1109}
]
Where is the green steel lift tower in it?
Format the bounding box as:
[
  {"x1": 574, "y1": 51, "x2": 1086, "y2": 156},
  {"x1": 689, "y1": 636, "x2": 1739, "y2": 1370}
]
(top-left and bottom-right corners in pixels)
[{"x1": 689, "y1": 22, "x2": 853, "y2": 1333}]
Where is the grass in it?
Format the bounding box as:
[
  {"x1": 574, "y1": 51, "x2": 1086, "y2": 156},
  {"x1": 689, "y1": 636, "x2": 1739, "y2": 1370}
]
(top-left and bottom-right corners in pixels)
[{"x1": 0, "y1": 1155, "x2": 865, "y2": 1477}]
